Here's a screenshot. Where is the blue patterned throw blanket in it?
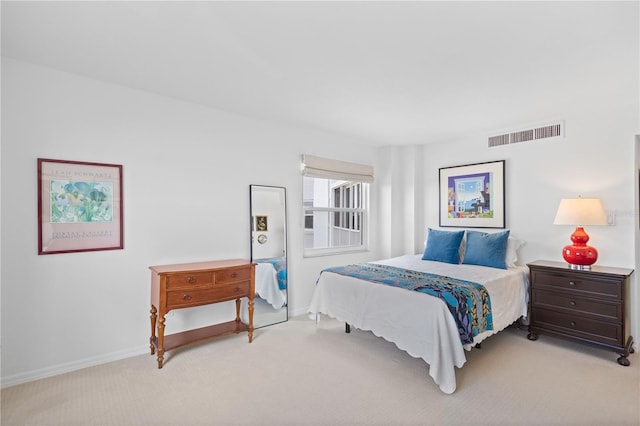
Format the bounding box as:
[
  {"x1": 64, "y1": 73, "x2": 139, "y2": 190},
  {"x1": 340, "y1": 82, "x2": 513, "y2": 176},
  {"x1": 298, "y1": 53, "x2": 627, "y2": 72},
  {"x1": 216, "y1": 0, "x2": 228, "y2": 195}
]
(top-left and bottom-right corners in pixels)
[{"x1": 321, "y1": 263, "x2": 493, "y2": 344}]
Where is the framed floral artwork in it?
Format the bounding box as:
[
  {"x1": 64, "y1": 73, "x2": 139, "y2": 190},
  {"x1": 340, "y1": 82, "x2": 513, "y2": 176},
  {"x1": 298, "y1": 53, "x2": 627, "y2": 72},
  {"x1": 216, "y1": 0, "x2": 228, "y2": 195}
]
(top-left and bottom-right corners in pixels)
[{"x1": 38, "y1": 158, "x2": 124, "y2": 254}]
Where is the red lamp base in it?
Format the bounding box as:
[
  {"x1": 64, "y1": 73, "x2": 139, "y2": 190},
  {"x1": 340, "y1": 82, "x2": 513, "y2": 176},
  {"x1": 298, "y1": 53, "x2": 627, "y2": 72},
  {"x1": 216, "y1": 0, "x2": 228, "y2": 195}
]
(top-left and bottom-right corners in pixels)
[{"x1": 562, "y1": 226, "x2": 598, "y2": 270}]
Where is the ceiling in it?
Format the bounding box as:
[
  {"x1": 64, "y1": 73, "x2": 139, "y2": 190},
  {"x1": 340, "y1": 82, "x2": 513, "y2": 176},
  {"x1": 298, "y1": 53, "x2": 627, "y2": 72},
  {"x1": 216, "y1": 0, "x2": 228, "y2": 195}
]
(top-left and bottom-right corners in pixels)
[{"x1": 1, "y1": 1, "x2": 638, "y2": 146}]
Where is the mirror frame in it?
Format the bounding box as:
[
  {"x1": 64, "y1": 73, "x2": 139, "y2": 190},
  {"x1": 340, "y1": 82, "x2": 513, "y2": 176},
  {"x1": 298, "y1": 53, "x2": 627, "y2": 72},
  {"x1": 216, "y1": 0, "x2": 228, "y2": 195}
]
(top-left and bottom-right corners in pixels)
[{"x1": 249, "y1": 184, "x2": 288, "y2": 328}]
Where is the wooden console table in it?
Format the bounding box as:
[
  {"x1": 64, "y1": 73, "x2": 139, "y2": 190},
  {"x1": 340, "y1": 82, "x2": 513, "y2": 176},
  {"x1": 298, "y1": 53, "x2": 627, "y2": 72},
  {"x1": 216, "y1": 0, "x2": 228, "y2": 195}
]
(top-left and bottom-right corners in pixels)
[{"x1": 149, "y1": 259, "x2": 255, "y2": 368}]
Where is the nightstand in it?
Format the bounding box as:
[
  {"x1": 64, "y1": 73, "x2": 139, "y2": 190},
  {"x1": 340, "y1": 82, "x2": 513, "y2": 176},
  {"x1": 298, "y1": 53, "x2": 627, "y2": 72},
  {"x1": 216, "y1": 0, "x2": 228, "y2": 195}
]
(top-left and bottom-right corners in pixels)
[{"x1": 527, "y1": 260, "x2": 634, "y2": 366}]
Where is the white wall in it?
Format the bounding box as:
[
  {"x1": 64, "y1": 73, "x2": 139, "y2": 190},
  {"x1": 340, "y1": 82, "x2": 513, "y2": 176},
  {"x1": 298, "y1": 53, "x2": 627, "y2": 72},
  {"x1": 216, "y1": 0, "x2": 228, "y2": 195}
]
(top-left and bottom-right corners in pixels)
[
  {"x1": 0, "y1": 59, "x2": 379, "y2": 386},
  {"x1": 419, "y1": 107, "x2": 637, "y2": 267},
  {"x1": 376, "y1": 144, "x2": 426, "y2": 259}
]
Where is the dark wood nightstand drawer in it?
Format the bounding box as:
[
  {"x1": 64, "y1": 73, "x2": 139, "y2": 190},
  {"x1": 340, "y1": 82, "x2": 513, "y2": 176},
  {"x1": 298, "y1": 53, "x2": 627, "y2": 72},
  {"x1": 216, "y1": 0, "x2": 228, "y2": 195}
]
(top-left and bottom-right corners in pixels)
[
  {"x1": 531, "y1": 270, "x2": 621, "y2": 298},
  {"x1": 532, "y1": 290, "x2": 621, "y2": 322},
  {"x1": 532, "y1": 308, "x2": 622, "y2": 347}
]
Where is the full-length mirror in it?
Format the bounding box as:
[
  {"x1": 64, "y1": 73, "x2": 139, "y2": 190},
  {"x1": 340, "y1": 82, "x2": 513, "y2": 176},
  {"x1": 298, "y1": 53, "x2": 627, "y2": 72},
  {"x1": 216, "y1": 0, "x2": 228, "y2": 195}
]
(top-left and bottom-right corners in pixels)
[{"x1": 247, "y1": 185, "x2": 287, "y2": 328}]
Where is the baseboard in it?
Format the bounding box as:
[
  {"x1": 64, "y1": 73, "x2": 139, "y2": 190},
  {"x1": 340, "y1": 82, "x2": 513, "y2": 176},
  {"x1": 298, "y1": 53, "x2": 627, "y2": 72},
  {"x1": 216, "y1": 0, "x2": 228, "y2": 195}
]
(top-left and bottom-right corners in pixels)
[{"x1": 1, "y1": 344, "x2": 149, "y2": 388}]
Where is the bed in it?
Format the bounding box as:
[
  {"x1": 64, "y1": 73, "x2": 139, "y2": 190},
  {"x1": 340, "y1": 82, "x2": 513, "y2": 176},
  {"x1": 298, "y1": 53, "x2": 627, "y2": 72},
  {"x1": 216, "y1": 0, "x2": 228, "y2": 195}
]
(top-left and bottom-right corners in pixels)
[{"x1": 308, "y1": 230, "x2": 528, "y2": 394}]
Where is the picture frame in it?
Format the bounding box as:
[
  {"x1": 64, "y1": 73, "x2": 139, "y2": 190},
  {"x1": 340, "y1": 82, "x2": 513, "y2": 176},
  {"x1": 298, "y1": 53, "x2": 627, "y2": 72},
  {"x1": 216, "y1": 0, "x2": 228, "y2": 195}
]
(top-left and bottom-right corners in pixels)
[
  {"x1": 255, "y1": 215, "x2": 268, "y2": 232},
  {"x1": 439, "y1": 160, "x2": 505, "y2": 228},
  {"x1": 38, "y1": 158, "x2": 124, "y2": 255}
]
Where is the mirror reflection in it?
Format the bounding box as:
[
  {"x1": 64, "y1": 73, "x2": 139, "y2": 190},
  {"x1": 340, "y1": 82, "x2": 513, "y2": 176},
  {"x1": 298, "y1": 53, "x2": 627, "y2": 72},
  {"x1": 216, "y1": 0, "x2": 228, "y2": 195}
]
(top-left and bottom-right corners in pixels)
[{"x1": 245, "y1": 185, "x2": 288, "y2": 328}]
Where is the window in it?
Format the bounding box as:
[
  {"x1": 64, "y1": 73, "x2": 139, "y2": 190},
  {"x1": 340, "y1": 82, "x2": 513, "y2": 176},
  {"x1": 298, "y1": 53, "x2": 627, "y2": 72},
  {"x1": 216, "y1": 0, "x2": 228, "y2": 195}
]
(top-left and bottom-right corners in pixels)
[
  {"x1": 303, "y1": 177, "x2": 368, "y2": 256},
  {"x1": 301, "y1": 155, "x2": 373, "y2": 257}
]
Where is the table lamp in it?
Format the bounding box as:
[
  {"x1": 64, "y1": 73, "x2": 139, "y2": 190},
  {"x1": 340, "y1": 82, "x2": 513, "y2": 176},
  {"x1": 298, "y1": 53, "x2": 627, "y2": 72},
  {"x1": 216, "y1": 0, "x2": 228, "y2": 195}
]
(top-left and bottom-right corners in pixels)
[{"x1": 553, "y1": 197, "x2": 607, "y2": 270}]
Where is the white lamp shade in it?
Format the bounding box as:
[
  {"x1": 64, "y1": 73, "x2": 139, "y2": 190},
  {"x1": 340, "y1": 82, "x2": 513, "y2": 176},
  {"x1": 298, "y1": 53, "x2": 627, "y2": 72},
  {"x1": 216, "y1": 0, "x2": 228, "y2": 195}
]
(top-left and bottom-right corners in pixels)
[{"x1": 553, "y1": 198, "x2": 607, "y2": 226}]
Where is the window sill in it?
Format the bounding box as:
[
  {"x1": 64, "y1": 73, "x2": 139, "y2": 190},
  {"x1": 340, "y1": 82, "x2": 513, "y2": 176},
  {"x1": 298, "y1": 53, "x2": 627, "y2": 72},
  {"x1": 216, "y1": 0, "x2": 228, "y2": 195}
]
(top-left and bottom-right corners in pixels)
[{"x1": 303, "y1": 247, "x2": 369, "y2": 258}]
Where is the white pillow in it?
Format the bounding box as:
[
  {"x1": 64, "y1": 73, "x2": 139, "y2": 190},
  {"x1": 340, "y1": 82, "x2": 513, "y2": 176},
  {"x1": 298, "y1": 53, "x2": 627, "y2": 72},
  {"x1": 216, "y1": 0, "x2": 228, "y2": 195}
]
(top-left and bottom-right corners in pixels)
[{"x1": 506, "y1": 237, "x2": 524, "y2": 267}]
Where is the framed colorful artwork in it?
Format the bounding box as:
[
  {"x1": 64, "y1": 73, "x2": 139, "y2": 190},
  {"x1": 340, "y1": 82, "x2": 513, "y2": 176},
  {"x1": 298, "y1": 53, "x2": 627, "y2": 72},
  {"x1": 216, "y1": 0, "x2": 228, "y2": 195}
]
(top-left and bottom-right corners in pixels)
[
  {"x1": 38, "y1": 158, "x2": 124, "y2": 254},
  {"x1": 439, "y1": 160, "x2": 505, "y2": 228}
]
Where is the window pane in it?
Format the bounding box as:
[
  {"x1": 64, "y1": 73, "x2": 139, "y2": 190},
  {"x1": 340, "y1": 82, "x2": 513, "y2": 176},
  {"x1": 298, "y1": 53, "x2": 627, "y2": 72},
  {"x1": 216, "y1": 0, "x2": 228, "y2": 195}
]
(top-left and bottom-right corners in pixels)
[
  {"x1": 304, "y1": 213, "x2": 313, "y2": 229},
  {"x1": 304, "y1": 176, "x2": 331, "y2": 208},
  {"x1": 304, "y1": 210, "x2": 330, "y2": 249}
]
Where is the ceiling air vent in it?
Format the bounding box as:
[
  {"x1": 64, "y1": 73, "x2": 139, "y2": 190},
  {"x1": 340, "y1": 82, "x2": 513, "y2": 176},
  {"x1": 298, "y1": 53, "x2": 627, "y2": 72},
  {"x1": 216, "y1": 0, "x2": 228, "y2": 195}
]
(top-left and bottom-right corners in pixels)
[
  {"x1": 488, "y1": 134, "x2": 510, "y2": 147},
  {"x1": 489, "y1": 121, "x2": 564, "y2": 147}
]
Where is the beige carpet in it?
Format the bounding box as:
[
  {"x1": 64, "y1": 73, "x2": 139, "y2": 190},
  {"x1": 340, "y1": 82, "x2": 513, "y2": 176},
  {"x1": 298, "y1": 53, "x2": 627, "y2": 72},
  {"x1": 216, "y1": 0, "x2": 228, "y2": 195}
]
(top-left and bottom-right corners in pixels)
[{"x1": 2, "y1": 315, "x2": 639, "y2": 426}]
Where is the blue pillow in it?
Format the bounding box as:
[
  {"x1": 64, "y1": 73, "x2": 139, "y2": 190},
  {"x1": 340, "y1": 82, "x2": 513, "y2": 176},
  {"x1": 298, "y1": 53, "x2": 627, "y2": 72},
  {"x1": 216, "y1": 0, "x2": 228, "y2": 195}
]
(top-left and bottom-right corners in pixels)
[
  {"x1": 462, "y1": 230, "x2": 510, "y2": 269},
  {"x1": 422, "y1": 228, "x2": 465, "y2": 264}
]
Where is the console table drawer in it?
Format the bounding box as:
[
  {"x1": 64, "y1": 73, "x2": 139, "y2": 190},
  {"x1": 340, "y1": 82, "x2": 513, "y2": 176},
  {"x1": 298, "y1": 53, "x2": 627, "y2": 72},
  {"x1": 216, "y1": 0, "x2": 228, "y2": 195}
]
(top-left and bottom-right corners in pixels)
[
  {"x1": 532, "y1": 271, "x2": 621, "y2": 298},
  {"x1": 167, "y1": 282, "x2": 251, "y2": 308},
  {"x1": 532, "y1": 290, "x2": 621, "y2": 322},
  {"x1": 533, "y1": 308, "x2": 622, "y2": 346},
  {"x1": 216, "y1": 268, "x2": 251, "y2": 284},
  {"x1": 166, "y1": 271, "x2": 214, "y2": 289}
]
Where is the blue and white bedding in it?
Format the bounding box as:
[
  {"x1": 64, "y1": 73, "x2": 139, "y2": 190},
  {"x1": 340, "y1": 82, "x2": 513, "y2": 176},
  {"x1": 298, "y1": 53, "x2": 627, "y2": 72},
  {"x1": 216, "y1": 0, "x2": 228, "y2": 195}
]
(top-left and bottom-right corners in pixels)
[
  {"x1": 257, "y1": 257, "x2": 287, "y2": 290},
  {"x1": 308, "y1": 254, "x2": 529, "y2": 394},
  {"x1": 320, "y1": 263, "x2": 493, "y2": 345},
  {"x1": 254, "y1": 259, "x2": 287, "y2": 309}
]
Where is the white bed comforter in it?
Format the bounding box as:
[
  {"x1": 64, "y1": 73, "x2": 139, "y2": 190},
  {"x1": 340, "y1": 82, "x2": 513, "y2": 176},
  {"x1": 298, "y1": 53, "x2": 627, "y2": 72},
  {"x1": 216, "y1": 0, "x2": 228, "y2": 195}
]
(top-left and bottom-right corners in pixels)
[{"x1": 307, "y1": 254, "x2": 529, "y2": 394}]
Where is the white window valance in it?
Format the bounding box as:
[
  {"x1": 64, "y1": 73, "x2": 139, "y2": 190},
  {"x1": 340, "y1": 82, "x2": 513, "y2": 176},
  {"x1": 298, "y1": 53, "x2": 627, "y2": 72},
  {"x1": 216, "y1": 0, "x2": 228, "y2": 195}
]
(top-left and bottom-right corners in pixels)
[{"x1": 301, "y1": 154, "x2": 374, "y2": 183}]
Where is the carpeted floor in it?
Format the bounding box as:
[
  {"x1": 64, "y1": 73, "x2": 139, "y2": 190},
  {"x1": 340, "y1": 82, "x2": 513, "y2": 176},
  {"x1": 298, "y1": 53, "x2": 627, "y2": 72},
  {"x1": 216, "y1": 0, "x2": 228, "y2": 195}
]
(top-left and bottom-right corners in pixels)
[{"x1": 2, "y1": 315, "x2": 639, "y2": 425}]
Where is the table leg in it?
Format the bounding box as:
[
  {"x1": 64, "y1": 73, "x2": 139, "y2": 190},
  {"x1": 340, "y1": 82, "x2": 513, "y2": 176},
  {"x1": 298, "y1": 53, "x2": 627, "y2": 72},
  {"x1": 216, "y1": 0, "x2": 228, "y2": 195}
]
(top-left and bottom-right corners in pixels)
[
  {"x1": 157, "y1": 314, "x2": 166, "y2": 368},
  {"x1": 235, "y1": 298, "x2": 241, "y2": 322},
  {"x1": 149, "y1": 305, "x2": 157, "y2": 355}
]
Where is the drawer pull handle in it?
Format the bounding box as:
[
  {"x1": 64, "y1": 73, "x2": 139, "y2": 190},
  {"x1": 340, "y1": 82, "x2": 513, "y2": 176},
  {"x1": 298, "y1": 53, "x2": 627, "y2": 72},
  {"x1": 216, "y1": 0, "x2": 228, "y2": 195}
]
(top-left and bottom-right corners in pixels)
[
  {"x1": 568, "y1": 281, "x2": 576, "y2": 286},
  {"x1": 231, "y1": 272, "x2": 237, "y2": 278},
  {"x1": 570, "y1": 301, "x2": 576, "y2": 306},
  {"x1": 570, "y1": 321, "x2": 576, "y2": 327},
  {"x1": 235, "y1": 286, "x2": 240, "y2": 292},
  {"x1": 183, "y1": 294, "x2": 192, "y2": 300},
  {"x1": 187, "y1": 277, "x2": 195, "y2": 283}
]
